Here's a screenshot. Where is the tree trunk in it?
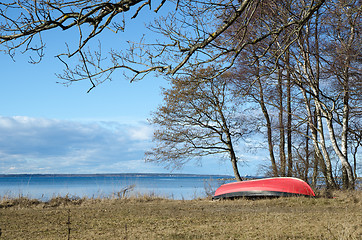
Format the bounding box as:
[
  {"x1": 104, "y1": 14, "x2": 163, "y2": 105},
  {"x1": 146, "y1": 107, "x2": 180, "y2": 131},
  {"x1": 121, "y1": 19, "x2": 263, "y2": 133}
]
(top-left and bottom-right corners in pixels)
[
  {"x1": 336, "y1": 21, "x2": 356, "y2": 189},
  {"x1": 278, "y1": 65, "x2": 286, "y2": 177},
  {"x1": 225, "y1": 129, "x2": 242, "y2": 181},
  {"x1": 257, "y1": 78, "x2": 278, "y2": 177},
  {"x1": 314, "y1": 101, "x2": 337, "y2": 189},
  {"x1": 217, "y1": 94, "x2": 243, "y2": 182},
  {"x1": 310, "y1": 11, "x2": 319, "y2": 188},
  {"x1": 309, "y1": 99, "x2": 320, "y2": 188},
  {"x1": 325, "y1": 115, "x2": 354, "y2": 189},
  {"x1": 286, "y1": 51, "x2": 293, "y2": 177},
  {"x1": 351, "y1": 140, "x2": 360, "y2": 180},
  {"x1": 304, "y1": 124, "x2": 310, "y2": 183},
  {"x1": 254, "y1": 58, "x2": 278, "y2": 177},
  {"x1": 230, "y1": 148, "x2": 243, "y2": 181}
]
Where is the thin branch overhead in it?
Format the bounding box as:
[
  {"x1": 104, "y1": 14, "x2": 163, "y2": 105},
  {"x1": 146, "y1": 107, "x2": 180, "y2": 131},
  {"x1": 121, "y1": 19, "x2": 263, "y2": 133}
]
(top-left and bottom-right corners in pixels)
[{"x1": 1, "y1": 0, "x2": 328, "y2": 91}]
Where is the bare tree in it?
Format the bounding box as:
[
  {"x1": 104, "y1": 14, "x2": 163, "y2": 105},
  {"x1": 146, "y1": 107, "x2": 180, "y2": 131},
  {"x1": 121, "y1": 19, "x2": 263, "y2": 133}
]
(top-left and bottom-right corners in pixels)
[
  {"x1": 285, "y1": 0, "x2": 362, "y2": 189},
  {"x1": 227, "y1": 0, "x2": 361, "y2": 189},
  {"x1": 1, "y1": 0, "x2": 328, "y2": 91},
  {"x1": 322, "y1": 0, "x2": 361, "y2": 189},
  {"x1": 145, "y1": 67, "x2": 253, "y2": 181}
]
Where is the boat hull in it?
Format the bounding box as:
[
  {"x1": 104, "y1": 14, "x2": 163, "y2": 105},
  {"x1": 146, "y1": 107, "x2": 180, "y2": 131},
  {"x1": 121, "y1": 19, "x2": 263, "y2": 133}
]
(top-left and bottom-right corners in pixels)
[{"x1": 213, "y1": 177, "x2": 315, "y2": 199}]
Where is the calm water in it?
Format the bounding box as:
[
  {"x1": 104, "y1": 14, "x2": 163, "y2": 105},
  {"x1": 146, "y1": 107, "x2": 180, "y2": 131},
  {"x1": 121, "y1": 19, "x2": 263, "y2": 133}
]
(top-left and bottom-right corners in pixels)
[{"x1": 0, "y1": 174, "x2": 232, "y2": 200}]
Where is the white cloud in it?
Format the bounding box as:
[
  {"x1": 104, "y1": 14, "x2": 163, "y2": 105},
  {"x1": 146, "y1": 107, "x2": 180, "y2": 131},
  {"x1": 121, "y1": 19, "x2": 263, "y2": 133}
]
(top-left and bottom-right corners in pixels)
[
  {"x1": 0, "y1": 116, "x2": 159, "y2": 174},
  {"x1": 128, "y1": 124, "x2": 153, "y2": 141},
  {"x1": 0, "y1": 116, "x2": 254, "y2": 176}
]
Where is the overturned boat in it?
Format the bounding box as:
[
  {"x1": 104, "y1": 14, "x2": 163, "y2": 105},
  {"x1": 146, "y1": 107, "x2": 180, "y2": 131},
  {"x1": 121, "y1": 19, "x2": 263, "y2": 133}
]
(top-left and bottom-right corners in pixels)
[{"x1": 213, "y1": 177, "x2": 315, "y2": 199}]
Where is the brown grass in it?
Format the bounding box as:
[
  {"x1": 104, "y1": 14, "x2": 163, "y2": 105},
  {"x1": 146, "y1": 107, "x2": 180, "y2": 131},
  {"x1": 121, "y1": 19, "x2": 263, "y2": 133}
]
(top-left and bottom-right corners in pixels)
[{"x1": 0, "y1": 191, "x2": 361, "y2": 239}]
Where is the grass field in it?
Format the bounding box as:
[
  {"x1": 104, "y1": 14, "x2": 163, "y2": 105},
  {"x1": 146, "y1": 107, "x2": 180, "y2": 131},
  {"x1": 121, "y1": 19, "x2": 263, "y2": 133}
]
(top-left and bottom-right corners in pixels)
[{"x1": 0, "y1": 191, "x2": 361, "y2": 239}]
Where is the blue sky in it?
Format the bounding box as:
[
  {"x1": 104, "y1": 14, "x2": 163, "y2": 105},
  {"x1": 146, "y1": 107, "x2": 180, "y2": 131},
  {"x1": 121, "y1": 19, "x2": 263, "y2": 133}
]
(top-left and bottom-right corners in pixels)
[{"x1": 0, "y1": 4, "x2": 264, "y2": 176}]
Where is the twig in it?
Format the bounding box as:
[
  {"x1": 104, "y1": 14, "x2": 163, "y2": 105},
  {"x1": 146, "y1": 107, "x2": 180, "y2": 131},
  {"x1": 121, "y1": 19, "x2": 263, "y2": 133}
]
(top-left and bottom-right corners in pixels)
[{"x1": 67, "y1": 209, "x2": 71, "y2": 240}]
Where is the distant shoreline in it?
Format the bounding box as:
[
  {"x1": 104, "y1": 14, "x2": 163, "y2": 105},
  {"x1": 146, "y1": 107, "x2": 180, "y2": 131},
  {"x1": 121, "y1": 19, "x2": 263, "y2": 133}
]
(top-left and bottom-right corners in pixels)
[{"x1": 0, "y1": 173, "x2": 234, "y2": 178}]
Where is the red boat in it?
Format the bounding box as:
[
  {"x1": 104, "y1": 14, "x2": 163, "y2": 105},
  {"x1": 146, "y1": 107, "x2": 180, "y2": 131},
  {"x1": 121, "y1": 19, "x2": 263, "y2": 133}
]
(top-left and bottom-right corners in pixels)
[{"x1": 213, "y1": 177, "x2": 315, "y2": 199}]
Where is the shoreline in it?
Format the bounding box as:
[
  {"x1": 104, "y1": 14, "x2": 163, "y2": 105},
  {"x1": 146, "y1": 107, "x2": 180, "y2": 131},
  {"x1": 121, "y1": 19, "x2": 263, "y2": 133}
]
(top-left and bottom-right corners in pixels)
[
  {"x1": 1, "y1": 188, "x2": 360, "y2": 205},
  {"x1": 0, "y1": 174, "x2": 232, "y2": 201},
  {"x1": 0, "y1": 173, "x2": 234, "y2": 178}
]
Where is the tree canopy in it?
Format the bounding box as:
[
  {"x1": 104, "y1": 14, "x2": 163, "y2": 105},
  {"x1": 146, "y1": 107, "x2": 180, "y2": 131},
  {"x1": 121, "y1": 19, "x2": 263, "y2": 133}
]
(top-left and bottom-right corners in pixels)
[{"x1": 146, "y1": 67, "x2": 255, "y2": 180}]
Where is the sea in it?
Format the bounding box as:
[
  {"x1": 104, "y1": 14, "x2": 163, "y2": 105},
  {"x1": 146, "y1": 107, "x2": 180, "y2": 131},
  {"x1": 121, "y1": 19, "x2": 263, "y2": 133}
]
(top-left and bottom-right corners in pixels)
[{"x1": 0, "y1": 173, "x2": 233, "y2": 201}]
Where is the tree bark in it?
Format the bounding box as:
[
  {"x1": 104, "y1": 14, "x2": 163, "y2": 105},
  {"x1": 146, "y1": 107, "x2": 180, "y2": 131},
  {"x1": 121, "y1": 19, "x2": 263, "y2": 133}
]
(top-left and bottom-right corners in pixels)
[
  {"x1": 258, "y1": 78, "x2": 278, "y2": 176},
  {"x1": 325, "y1": 115, "x2": 354, "y2": 189},
  {"x1": 286, "y1": 51, "x2": 293, "y2": 177},
  {"x1": 304, "y1": 124, "x2": 310, "y2": 183},
  {"x1": 230, "y1": 146, "x2": 243, "y2": 181},
  {"x1": 278, "y1": 65, "x2": 286, "y2": 177},
  {"x1": 314, "y1": 100, "x2": 338, "y2": 189}
]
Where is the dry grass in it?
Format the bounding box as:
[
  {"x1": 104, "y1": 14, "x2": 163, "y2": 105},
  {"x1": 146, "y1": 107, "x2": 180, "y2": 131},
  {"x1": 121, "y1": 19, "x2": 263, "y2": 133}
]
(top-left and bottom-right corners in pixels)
[{"x1": 0, "y1": 191, "x2": 361, "y2": 239}]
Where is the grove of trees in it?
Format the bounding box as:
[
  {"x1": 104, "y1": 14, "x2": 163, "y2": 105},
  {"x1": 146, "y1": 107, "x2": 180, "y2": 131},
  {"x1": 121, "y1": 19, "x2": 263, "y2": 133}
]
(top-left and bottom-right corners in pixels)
[{"x1": 1, "y1": 0, "x2": 361, "y2": 189}]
